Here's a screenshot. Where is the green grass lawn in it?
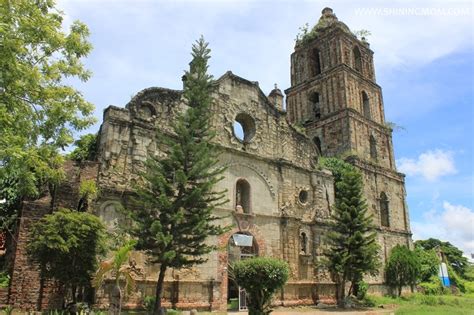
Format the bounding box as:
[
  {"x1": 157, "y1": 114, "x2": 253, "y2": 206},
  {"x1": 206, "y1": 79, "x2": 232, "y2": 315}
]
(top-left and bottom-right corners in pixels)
[{"x1": 368, "y1": 293, "x2": 474, "y2": 315}]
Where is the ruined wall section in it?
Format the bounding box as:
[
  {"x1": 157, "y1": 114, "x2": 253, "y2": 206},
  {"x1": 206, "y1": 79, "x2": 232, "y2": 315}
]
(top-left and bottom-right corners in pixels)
[
  {"x1": 97, "y1": 76, "x2": 316, "y2": 193},
  {"x1": 97, "y1": 88, "x2": 183, "y2": 192},
  {"x1": 213, "y1": 73, "x2": 316, "y2": 170}
]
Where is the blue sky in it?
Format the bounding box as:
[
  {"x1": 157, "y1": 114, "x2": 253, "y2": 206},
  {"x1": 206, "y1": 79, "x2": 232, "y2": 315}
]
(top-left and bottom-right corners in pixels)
[{"x1": 58, "y1": 0, "x2": 473, "y2": 258}]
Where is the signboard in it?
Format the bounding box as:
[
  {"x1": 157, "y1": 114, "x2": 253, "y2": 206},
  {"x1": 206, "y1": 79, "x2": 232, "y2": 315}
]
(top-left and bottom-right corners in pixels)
[
  {"x1": 438, "y1": 262, "x2": 450, "y2": 287},
  {"x1": 232, "y1": 234, "x2": 253, "y2": 247}
]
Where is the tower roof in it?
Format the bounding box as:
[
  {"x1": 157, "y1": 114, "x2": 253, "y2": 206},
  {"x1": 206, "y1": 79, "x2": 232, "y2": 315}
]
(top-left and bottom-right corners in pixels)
[{"x1": 296, "y1": 8, "x2": 352, "y2": 47}]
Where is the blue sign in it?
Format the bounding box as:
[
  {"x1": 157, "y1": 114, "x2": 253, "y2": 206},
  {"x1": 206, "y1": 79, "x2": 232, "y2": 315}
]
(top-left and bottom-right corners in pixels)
[{"x1": 438, "y1": 262, "x2": 450, "y2": 287}]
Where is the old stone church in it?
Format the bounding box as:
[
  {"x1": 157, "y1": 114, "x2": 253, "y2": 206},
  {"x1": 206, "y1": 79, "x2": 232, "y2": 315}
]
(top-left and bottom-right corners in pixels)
[{"x1": 4, "y1": 7, "x2": 412, "y2": 311}]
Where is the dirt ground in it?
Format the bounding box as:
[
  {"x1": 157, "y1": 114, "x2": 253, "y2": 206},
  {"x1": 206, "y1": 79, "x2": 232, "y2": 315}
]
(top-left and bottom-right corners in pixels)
[{"x1": 227, "y1": 307, "x2": 396, "y2": 315}]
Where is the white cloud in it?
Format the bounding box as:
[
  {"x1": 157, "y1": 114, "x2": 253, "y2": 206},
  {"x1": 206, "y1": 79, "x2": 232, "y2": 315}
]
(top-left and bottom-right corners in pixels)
[
  {"x1": 412, "y1": 201, "x2": 474, "y2": 261},
  {"x1": 442, "y1": 202, "x2": 474, "y2": 241},
  {"x1": 397, "y1": 149, "x2": 457, "y2": 181}
]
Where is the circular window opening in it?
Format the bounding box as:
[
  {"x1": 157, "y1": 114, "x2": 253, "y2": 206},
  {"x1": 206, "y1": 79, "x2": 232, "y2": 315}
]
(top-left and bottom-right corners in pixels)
[
  {"x1": 139, "y1": 105, "x2": 154, "y2": 119},
  {"x1": 233, "y1": 113, "x2": 256, "y2": 143},
  {"x1": 233, "y1": 121, "x2": 244, "y2": 141},
  {"x1": 299, "y1": 190, "x2": 309, "y2": 204}
]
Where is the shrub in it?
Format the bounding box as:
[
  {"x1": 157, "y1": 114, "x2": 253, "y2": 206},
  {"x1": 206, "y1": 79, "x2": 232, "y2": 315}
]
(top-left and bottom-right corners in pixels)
[
  {"x1": 143, "y1": 296, "x2": 155, "y2": 313},
  {"x1": 447, "y1": 264, "x2": 466, "y2": 292},
  {"x1": 418, "y1": 275, "x2": 445, "y2": 295},
  {"x1": 77, "y1": 179, "x2": 99, "y2": 212},
  {"x1": 385, "y1": 245, "x2": 420, "y2": 297},
  {"x1": 2, "y1": 305, "x2": 14, "y2": 315},
  {"x1": 0, "y1": 272, "x2": 9, "y2": 288},
  {"x1": 233, "y1": 257, "x2": 289, "y2": 315},
  {"x1": 356, "y1": 280, "x2": 369, "y2": 300},
  {"x1": 419, "y1": 294, "x2": 437, "y2": 306},
  {"x1": 361, "y1": 295, "x2": 376, "y2": 307},
  {"x1": 464, "y1": 281, "x2": 474, "y2": 293}
]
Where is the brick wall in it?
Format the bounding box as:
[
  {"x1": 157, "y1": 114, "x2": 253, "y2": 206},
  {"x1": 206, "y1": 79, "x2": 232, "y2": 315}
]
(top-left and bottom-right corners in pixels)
[{"x1": 7, "y1": 161, "x2": 99, "y2": 310}]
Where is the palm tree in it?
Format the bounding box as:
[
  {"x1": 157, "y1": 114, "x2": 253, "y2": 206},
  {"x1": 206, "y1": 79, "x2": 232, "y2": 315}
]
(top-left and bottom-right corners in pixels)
[{"x1": 93, "y1": 240, "x2": 141, "y2": 315}]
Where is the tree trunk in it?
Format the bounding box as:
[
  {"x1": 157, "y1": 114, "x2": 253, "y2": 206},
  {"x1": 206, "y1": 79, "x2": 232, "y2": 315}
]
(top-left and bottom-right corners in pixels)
[
  {"x1": 154, "y1": 264, "x2": 168, "y2": 315},
  {"x1": 72, "y1": 285, "x2": 77, "y2": 304},
  {"x1": 335, "y1": 281, "x2": 345, "y2": 308},
  {"x1": 109, "y1": 283, "x2": 122, "y2": 315},
  {"x1": 398, "y1": 285, "x2": 402, "y2": 297}
]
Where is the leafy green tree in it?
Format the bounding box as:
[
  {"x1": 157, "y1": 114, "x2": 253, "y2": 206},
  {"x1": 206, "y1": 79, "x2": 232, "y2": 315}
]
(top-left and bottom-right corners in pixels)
[
  {"x1": 0, "y1": 170, "x2": 21, "y2": 233},
  {"x1": 126, "y1": 37, "x2": 228, "y2": 315},
  {"x1": 77, "y1": 179, "x2": 99, "y2": 212},
  {"x1": 318, "y1": 157, "x2": 355, "y2": 187},
  {"x1": 414, "y1": 246, "x2": 439, "y2": 282},
  {"x1": 93, "y1": 240, "x2": 140, "y2": 315},
  {"x1": 320, "y1": 158, "x2": 379, "y2": 307},
  {"x1": 0, "y1": 0, "x2": 95, "y2": 223},
  {"x1": 233, "y1": 257, "x2": 289, "y2": 315},
  {"x1": 69, "y1": 133, "x2": 98, "y2": 163},
  {"x1": 386, "y1": 245, "x2": 420, "y2": 297},
  {"x1": 27, "y1": 208, "x2": 106, "y2": 305},
  {"x1": 415, "y1": 238, "x2": 469, "y2": 278}
]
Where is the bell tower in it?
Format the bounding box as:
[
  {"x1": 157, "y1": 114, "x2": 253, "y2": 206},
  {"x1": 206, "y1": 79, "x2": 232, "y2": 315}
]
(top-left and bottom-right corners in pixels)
[{"x1": 286, "y1": 8, "x2": 412, "y2": 265}]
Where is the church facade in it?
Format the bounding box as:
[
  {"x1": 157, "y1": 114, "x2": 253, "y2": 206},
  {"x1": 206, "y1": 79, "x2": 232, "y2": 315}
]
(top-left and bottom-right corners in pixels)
[{"x1": 5, "y1": 8, "x2": 412, "y2": 311}]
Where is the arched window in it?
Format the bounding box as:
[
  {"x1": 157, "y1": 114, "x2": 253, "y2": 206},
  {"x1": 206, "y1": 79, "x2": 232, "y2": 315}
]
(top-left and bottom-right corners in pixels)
[
  {"x1": 353, "y1": 46, "x2": 362, "y2": 72},
  {"x1": 300, "y1": 232, "x2": 308, "y2": 254},
  {"x1": 380, "y1": 192, "x2": 389, "y2": 227},
  {"x1": 311, "y1": 48, "x2": 322, "y2": 76},
  {"x1": 309, "y1": 92, "x2": 321, "y2": 119},
  {"x1": 362, "y1": 91, "x2": 371, "y2": 119},
  {"x1": 370, "y1": 135, "x2": 377, "y2": 160},
  {"x1": 313, "y1": 136, "x2": 322, "y2": 155},
  {"x1": 235, "y1": 179, "x2": 251, "y2": 213}
]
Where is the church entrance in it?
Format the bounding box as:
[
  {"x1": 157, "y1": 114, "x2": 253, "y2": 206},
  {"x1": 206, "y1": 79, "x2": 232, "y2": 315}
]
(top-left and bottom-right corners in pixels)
[{"x1": 227, "y1": 232, "x2": 258, "y2": 312}]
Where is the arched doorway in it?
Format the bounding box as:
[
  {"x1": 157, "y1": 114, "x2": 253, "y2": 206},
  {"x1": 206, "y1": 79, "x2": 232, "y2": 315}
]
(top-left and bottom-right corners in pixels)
[{"x1": 227, "y1": 232, "x2": 258, "y2": 311}]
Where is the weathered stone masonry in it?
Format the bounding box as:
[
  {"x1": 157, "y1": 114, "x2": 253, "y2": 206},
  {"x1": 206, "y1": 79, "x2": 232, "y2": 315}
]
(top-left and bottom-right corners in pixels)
[{"x1": 4, "y1": 7, "x2": 412, "y2": 311}]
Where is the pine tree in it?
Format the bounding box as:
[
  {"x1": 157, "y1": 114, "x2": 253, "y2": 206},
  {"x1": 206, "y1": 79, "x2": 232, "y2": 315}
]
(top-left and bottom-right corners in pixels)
[
  {"x1": 127, "y1": 37, "x2": 228, "y2": 315},
  {"x1": 321, "y1": 158, "x2": 379, "y2": 307}
]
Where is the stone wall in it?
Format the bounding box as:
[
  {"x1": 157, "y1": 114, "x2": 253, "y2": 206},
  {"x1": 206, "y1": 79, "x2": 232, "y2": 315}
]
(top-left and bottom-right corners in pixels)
[
  {"x1": 8, "y1": 198, "x2": 63, "y2": 310},
  {"x1": 7, "y1": 161, "x2": 99, "y2": 310}
]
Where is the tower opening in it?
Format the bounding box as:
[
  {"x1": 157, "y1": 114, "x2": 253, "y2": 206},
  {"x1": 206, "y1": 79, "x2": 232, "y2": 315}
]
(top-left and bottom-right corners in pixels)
[
  {"x1": 362, "y1": 91, "x2": 371, "y2": 119},
  {"x1": 353, "y1": 46, "x2": 362, "y2": 72},
  {"x1": 380, "y1": 192, "x2": 389, "y2": 227},
  {"x1": 313, "y1": 136, "x2": 322, "y2": 155},
  {"x1": 300, "y1": 232, "x2": 308, "y2": 254},
  {"x1": 370, "y1": 135, "x2": 377, "y2": 160},
  {"x1": 309, "y1": 92, "x2": 321, "y2": 119},
  {"x1": 311, "y1": 48, "x2": 322, "y2": 76}
]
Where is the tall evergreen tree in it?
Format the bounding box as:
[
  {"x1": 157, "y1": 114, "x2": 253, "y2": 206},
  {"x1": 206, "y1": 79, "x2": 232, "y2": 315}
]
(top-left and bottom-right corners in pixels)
[
  {"x1": 127, "y1": 37, "x2": 228, "y2": 315},
  {"x1": 320, "y1": 158, "x2": 379, "y2": 307}
]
